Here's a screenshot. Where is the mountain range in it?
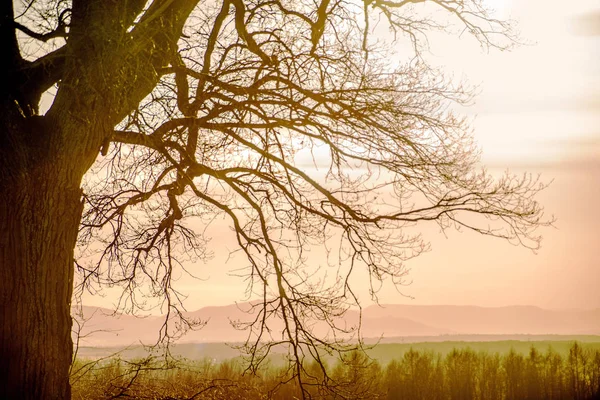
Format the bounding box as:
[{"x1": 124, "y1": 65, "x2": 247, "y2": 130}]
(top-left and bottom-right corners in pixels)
[{"x1": 73, "y1": 303, "x2": 600, "y2": 348}]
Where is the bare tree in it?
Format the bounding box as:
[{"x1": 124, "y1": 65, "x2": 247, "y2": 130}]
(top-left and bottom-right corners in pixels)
[{"x1": 1, "y1": 0, "x2": 548, "y2": 398}]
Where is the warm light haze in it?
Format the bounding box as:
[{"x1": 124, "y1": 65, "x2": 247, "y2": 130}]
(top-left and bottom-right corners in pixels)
[
  {"x1": 7, "y1": 0, "x2": 600, "y2": 398},
  {"x1": 81, "y1": 0, "x2": 600, "y2": 313}
]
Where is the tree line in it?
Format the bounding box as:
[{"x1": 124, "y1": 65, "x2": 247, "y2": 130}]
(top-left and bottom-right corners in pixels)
[{"x1": 71, "y1": 342, "x2": 600, "y2": 399}]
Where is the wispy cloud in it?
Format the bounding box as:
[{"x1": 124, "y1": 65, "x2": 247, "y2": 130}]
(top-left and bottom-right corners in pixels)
[
  {"x1": 570, "y1": 10, "x2": 600, "y2": 36},
  {"x1": 483, "y1": 134, "x2": 600, "y2": 170}
]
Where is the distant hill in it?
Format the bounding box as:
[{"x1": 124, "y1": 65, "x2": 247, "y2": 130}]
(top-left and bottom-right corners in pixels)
[
  {"x1": 72, "y1": 303, "x2": 600, "y2": 347},
  {"x1": 362, "y1": 304, "x2": 600, "y2": 336}
]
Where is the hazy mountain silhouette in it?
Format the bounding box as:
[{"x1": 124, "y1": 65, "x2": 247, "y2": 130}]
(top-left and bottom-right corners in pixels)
[
  {"x1": 73, "y1": 303, "x2": 600, "y2": 347},
  {"x1": 362, "y1": 304, "x2": 600, "y2": 336}
]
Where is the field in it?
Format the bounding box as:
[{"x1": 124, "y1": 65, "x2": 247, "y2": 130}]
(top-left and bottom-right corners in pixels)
[
  {"x1": 75, "y1": 335, "x2": 600, "y2": 362},
  {"x1": 72, "y1": 338, "x2": 600, "y2": 399}
]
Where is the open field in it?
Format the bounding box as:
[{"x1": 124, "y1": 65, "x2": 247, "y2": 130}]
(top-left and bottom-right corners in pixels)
[{"x1": 76, "y1": 335, "x2": 600, "y2": 365}]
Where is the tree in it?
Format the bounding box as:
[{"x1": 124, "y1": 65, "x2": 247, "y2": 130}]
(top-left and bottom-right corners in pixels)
[{"x1": 0, "y1": 0, "x2": 548, "y2": 398}]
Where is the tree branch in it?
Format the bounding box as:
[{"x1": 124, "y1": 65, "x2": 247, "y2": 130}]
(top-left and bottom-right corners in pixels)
[
  {"x1": 18, "y1": 46, "x2": 67, "y2": 113},
  {"x1": 13, "y1": 17, "x2": 68, "y2": 43},
  {"x1": 0, "y1": 1, "x2": 21, "y2": 71}
]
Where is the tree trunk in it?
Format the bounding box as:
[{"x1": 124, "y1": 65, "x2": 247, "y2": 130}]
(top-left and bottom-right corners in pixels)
[
  {"x1": 0, "y1": 2, "x2": 199, "y2": 396},
  {"x1": 0, "y1": 118, "x2": 83, "y2": 399}
]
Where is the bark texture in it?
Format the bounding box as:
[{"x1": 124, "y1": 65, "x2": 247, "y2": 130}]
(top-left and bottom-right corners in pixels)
[
  {"x1": 0, "y1": 1, "x2": 199, "y2": 397},
  {"x1": 0, "y1": 120, "x2": 81, "y2": 399}
]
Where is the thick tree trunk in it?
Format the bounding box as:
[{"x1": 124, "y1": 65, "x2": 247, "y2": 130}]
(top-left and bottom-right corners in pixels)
[
  {"x1": 0, "y1": 2, "x2": 200, "y2": 397},
  {"x1": 0, "y1": 120, "x2": 83, "y2": 399}
]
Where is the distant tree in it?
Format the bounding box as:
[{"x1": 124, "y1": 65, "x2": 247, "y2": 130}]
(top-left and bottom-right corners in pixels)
[
  {"x1": 479, "y1": 352, "x2": 502, "y2": 400},
  {"x1": 504, "y1": 348, "x2": 526, "y2": 399},
  {"x1": 567, "y1": 342, "x2": 593, "y2": 400},
  {"x1": 542, "y1": 347, "x2": 565, "y2": 400},
  {"x1": 1, "y1": 0, "x2": 549, "y2": 398},
  {"x1": 393, "y1": 349, "x2": 442, "y2": 400},
  {"x1": 445, "y1": 348, "x2": 478, "y2": 400},
  {"x1": 524, "y1": 346, "x2": 543, "y2": 400}
]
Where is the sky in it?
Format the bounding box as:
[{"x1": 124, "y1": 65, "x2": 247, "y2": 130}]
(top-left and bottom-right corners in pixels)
[
  {"x1": 83, "y1": 0, "x2": 600, "y2": 312},
  {"x1": 378, "y1": 0, "x2": 600, "y2": 310}
]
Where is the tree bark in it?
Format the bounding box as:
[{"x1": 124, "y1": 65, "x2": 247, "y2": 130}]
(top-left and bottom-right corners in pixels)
[
  {"x1": 0, "y1": 118, "x2": 82, "y2": 399},
  {"x1": 0, "y1": 2, "x2": 201, "y2": 397}
]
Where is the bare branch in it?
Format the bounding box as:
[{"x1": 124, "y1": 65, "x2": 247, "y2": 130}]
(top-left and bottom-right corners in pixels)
[{"x1": 72, "y1": 0, "x2": 548, "y2": 397}]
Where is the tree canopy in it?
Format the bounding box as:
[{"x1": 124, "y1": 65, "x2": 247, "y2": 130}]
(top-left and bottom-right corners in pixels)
[{"x1": 3, "y1": 0, "x2": 549, "y2": 397}]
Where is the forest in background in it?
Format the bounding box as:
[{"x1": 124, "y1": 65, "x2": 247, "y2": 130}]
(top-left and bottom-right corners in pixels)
[{"x1": 71, "y1": 341, "x2": 600, "y2": 399}]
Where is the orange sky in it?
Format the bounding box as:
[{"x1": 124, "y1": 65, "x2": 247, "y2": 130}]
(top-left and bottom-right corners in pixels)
[{"x1": 83, "y1": 0, "x2": 600, "y2": 312}]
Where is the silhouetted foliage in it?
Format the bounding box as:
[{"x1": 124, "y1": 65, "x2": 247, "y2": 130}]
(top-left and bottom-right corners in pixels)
[{"x1": 2, "y1": 0, "x2": 552, "y2": 397}]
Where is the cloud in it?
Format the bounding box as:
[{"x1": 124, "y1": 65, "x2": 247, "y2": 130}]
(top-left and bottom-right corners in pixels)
[
  {"x1": 570, "y1": 10, "x2": 600, "y2": 36},
  {"x1": 514, "y1": 135, "x2": 600, "y2": 170}
]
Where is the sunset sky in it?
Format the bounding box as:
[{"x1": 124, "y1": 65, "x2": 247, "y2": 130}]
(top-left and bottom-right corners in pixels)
[
  {"x1": 389, "y1": 0, "x2": 600, "y2": 310},
  {"x1": 83, "y1": 0, "x2": 600, "y2": 312}
]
